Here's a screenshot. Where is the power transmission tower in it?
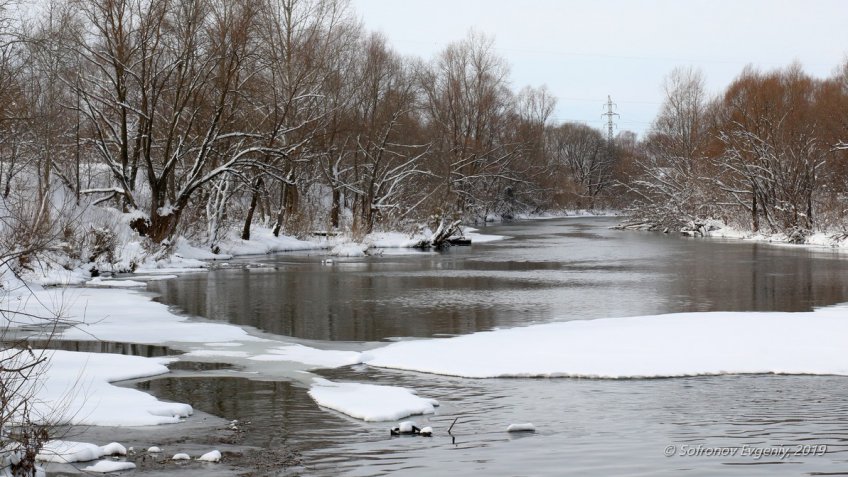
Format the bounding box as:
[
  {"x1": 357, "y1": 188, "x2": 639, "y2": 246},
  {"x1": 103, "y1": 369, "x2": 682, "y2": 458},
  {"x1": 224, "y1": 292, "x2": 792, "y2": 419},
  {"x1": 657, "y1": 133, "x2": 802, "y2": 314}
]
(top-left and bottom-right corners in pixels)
[{"x1": 601, "y1": 95, "x2": 619, "y2": 144}]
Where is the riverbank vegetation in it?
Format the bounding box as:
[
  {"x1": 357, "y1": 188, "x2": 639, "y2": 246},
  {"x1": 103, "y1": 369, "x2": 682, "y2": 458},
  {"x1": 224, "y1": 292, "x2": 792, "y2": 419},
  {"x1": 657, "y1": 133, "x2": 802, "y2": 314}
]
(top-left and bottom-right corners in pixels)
[{"x1": 0, "y1": 0, "x2": 845, "y2": 276}]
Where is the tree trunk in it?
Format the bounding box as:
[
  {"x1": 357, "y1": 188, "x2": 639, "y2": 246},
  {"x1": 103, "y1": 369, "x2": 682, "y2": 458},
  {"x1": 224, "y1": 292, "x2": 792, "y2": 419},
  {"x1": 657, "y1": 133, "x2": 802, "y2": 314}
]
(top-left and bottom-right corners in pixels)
[
  {"x1": 272, "y1": 182, "x2": 298, "y2": 237},
  {"x1": 751, "y1": 182, "x2": 759, "y2": 232},
  {"x1": 148, "y1": 208, "x2": 183, "y2": 244},
  {"x1": 806, "y1": 192, "x2": 813, "y2": 230},
  {"x1": 330, "y1": 187, "x2": 341, "y2": 228},
  {"x1": 241, "y1": 178, "x2": 263, "y2": 240}
]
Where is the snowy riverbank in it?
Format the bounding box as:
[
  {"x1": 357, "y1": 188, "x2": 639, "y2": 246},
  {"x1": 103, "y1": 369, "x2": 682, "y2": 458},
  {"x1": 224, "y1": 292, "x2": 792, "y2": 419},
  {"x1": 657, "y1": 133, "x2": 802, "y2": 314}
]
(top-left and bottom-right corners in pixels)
[
  {"x1": 707, "y1": 223, "x2": 848, "y2": 250},
  {"x1": 621, "y1": 217, "x2": 848, "y2": 251},
  {"x1": 18, "y1": 221, "x2": 510, "y2": 287}
]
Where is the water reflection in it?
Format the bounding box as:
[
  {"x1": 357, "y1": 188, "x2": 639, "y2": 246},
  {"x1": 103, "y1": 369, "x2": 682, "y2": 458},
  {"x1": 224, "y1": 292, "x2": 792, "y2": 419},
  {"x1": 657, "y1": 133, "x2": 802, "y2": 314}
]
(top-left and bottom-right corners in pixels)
[
  {"x1": 149, "y1": 218, "x2": 848, "y2": 342},
  {"x1": 22, "y1": 339, "x2": 177, "y2": 357}
]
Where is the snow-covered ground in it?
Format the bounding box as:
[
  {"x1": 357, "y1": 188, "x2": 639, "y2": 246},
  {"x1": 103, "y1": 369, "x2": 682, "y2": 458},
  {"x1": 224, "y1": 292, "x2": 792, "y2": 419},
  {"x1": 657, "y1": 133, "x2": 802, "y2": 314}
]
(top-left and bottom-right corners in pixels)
[
  {"x1": 708, "y1": 222, "x2": 848, "y2": 250},
  {"x1": 514, "y1": 209, "x2": 622, "y2": 220},
  {"x1": 19, "y1": 222, "x2": 510, "y2": 289}
]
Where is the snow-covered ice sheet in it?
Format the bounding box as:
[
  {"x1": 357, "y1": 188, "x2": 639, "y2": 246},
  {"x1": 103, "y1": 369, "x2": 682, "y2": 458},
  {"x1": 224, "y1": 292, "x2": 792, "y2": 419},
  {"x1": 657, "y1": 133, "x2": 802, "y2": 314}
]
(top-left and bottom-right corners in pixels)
[
  {"x1": 308, "y1": 379, "x2": 438, "y2": 422},
  {"x1": 82, "y1": 461, "x2": 136, "y2": 473},
  {"x1": 363, "y1": 305, "x2": 848, "y2": 378},
  {"x1": 1, "y1": 287, "x2": 261, "y2": 345},
  {"x1": 249, "y1": 344, "x2": 361, "y2": 368},
  {"x1": 463, "y1": 227, "x2": 508, "y2": 244},
  {"x1": 2, "y1": 286, "x2": 363, "y2": 374},
  {"x1": 29, "y1": 350, "x2": 192, "y2": 426},
  {"x1": 184, "y1": 349, "x2": 251, "y2": 358},
  {"x1": 85, "y1": 277, "x2": 147, "y2": 288}
]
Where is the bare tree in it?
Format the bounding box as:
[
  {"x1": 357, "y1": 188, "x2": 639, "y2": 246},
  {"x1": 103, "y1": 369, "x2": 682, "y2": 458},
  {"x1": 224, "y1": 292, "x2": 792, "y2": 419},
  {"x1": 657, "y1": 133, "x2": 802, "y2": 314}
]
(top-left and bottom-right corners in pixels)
[
  {"x1": 327, "y1": 33, "x2": 429, "y2": 234},
  {"x1": 546, "y1": 123, "x2": 610, "y2": 208},
  {"x1": 715, "y1": 65, "x2": 832, "y2": 235},
  {"x1": 245, "y1": 0, "x2": 359, "y2": 238},
  {"x1": 420, "y1": 31, "x2": 521, "y2": 220},
  {"x1": 625, "y1": 67, "x2": 714, "y2": 229},
  {"x1": 69, "y1": 0, "x2": 286, "y2": 244}
]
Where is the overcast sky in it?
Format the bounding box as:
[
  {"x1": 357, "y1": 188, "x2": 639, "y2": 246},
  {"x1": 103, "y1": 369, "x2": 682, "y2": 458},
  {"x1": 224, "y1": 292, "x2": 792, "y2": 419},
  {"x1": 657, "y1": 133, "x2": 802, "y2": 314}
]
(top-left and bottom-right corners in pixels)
[{"x1": 349, "y1": 0, "x2": 847, "y2": 137}]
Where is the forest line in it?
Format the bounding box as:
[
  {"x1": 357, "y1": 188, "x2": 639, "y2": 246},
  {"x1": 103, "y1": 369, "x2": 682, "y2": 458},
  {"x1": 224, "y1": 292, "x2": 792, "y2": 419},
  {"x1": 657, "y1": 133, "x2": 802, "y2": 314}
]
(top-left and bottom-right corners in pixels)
[{"x1": 0, "y1": 0, "x2": 846, "y2": 270}]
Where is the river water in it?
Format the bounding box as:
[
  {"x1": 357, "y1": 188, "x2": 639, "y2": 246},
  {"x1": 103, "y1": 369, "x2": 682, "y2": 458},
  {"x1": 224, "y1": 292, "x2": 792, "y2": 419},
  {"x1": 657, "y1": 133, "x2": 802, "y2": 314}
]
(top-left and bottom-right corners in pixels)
[{"x1": 144, "y1": 217, "x2": 848, "y2": 476}]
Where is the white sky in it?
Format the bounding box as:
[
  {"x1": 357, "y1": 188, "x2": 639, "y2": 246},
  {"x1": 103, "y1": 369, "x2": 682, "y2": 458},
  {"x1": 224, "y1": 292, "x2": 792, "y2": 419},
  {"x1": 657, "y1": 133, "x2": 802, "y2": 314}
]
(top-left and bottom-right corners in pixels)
[{"x1": 349, "y1": 0, "x2": 848, "y2": 137}]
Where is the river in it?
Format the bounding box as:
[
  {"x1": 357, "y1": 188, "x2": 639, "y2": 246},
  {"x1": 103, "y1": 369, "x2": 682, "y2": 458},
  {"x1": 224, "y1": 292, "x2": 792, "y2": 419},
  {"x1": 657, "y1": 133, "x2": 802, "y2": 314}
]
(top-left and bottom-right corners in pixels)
[{"x1": 142, "y1": 217, "x2": 848, "y2": 476}]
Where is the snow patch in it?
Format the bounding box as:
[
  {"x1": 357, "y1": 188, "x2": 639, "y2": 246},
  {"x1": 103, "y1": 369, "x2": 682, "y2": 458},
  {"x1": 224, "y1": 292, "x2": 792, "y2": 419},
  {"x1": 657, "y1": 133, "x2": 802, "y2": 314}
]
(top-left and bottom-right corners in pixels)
[
  {"x1": 507, "y1": 423, "x2": 536, "y2": 433},
  {"x1": 37, "y1": 441, "x2": 103, "y2": 463},
  {"x1": 216, "y1": 227, "x2": 326, "y2": 257},
  {"x1": 365, "y1": 232, "x2": 424, "y2": 248},
  {"x1": 330, "y1": 242, "x2": 368, "y2": 257},
  {"x1": 99, "y1": 443, "x2": 127, "y2": 456},
  {"x1": 197, "y1": 450, "x2": 221, "y2": 462}
]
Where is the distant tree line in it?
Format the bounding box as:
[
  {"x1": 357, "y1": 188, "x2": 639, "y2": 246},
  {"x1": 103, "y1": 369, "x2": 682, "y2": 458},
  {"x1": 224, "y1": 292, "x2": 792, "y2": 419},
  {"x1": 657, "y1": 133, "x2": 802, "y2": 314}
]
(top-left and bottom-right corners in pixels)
[{"x1": 0, "y1": 0, "x2": 846, "y2": 256}]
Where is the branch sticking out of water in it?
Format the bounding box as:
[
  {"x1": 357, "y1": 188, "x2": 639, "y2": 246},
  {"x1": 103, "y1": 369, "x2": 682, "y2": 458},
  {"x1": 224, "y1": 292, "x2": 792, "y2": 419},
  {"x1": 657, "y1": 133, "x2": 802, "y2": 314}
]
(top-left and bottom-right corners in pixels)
[{"x1": 448, "y1": 417, "x2": 459, "y2": 435}]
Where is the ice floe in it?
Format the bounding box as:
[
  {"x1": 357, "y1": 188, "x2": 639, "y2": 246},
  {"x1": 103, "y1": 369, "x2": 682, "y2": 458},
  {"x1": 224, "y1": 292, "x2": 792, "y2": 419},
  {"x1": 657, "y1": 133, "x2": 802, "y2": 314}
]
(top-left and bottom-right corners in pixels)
[
  {"x1": 363, "y1": 305, "x2": 848, "y2": 379},
  {"x1": 308, "y1": 380, "x2": 438, "y2": 422}
]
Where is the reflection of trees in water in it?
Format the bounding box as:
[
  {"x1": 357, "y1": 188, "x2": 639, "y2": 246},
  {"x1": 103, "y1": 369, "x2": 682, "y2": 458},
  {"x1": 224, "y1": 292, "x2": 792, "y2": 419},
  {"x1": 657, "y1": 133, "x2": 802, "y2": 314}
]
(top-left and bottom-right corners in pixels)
[
  {"x1": 148, "y1": 220, "x2": 848, "y2": 342},
  {"x1": 137, "y1": 377, "x2": 349, "y2": 449},
  {"x1": 25, "y1": 340, "x2": 176, "y2": 357},
  {"x1": 664, "y1": 242, "x2": 848, "y2": 313},
  {"x1": 150, "y1": 265, "x2": 548, "y2": 341}
]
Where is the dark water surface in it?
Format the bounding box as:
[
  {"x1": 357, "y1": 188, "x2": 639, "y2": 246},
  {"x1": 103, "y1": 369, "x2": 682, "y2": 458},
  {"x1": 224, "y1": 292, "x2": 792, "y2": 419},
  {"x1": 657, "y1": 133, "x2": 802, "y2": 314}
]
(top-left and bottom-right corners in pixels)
[
  {"x1": 150, "y1": 218, "x2": 848, "y2": 341},
  {"x1": 145, "y1": 218, "x2": 848, "y2": 475}
]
